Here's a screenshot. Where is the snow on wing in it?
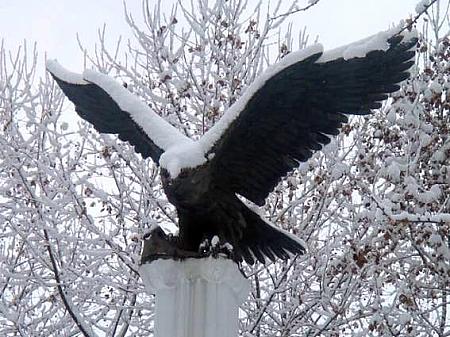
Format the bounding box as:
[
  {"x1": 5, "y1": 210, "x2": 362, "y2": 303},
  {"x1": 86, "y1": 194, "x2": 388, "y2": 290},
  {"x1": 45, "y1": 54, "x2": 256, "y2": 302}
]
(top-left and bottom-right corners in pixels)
[
  {"x1": 205, "y1": 32, "x2": 417, "y2": 206},
  {"x1": 47, "y1": 61, "x2": 189, "y2": 165}
]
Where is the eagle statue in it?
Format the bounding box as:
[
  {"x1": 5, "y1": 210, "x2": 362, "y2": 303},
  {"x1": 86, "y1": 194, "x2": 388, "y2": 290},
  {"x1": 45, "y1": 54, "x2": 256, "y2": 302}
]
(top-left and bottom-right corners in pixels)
[{"x1": 47, "y1": 27, "x2": 417, "y2": 265}]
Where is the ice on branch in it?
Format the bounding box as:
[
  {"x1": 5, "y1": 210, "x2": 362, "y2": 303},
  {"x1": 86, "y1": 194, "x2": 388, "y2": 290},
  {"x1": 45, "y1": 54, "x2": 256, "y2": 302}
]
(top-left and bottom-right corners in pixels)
[{"x1": 416, "y1": 0, "x2": 430, "y2": 14}]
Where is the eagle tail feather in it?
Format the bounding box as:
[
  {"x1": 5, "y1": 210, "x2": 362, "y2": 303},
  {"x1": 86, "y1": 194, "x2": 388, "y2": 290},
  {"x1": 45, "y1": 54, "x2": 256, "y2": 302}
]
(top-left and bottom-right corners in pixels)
[{"x1": 232, "y1": 204, "x2": 306, "y2": 264}]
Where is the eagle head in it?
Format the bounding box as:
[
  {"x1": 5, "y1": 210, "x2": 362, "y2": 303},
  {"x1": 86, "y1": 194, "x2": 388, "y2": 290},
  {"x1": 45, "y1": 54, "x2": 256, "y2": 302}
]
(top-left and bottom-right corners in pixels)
[{"x1": 160, "y1": 165, "x2": 212, "y2": 209}]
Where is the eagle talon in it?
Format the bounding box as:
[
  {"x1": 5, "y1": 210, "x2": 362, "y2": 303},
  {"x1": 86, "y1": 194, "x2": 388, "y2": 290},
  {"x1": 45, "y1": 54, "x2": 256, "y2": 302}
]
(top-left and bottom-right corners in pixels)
[
  {"x1": 197, "y1": 236, "x2": 234, "y2": 260},
  {"x1": 142, "y1": 227, "x2": 201, "y2": 262}
]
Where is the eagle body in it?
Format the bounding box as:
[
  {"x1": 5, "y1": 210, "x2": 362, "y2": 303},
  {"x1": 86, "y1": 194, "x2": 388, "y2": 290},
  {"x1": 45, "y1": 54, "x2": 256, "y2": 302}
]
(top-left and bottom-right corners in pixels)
[
  {"x1": 47, "y1": 26, "x2": 418, "y2": 265},
  {"x1": 161, "y1": 166, "x2": 289, "y2": 264}
]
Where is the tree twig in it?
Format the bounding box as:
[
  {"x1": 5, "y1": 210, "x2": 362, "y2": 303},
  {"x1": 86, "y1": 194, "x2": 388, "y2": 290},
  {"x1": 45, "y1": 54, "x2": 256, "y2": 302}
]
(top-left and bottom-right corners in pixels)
[
  {"x1": 399, "y1": 0, "x2": 440, "y2": 34},
  {"x1": 270, "y1": 0, "x2": 321, "y2": 21}
]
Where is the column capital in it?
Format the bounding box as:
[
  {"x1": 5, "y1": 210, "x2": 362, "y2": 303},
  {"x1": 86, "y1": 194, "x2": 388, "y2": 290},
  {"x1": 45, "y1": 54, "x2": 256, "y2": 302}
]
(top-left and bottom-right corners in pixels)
[{"x1": 140, "y1": 257, "x2": 249, "y2": 301}]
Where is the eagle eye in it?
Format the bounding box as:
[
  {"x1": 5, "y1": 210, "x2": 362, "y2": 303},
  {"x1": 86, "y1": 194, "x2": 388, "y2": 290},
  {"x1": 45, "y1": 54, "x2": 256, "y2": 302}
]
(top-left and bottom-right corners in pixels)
[{"x1": 178, "y1": 169, "x2": 189, "y2": 178}]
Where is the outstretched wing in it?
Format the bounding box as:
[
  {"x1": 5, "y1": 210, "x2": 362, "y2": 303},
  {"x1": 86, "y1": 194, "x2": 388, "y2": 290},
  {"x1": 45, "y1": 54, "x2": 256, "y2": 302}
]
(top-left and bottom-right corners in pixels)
[
  {"x1": 201, "y1": 30, "x2": 417, "y2": 206},
  {"x1": 47, "y1": 61, "x2": 190, "y2": 164}
]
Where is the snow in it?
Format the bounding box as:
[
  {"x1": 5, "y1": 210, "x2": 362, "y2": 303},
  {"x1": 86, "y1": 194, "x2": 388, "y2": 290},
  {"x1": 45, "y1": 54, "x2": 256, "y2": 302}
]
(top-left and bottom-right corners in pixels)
[
  {"x1": 419, "y1": 133, "x2": 432, "y2": 147},
  {"x1": 222, "y1": 242, "x2": 233, "y2": 252},
  {"x1": 60, "y1": 122, "x2": 69, "y2": 131},
  {"x1": 423, "y1": 87, "x2": 433, "y2": 99},
  {"x1": 342, "y1": 32, "x2": 390, "y2": 59},
  {"x1": 431, "y1": 142, "x2": 450, "y2": 162},
  {"x1": 82, "y1": 69, "x2": 190, "y2": 152},
  {"x1": 405, "y1": 176, "x2": 442, "y2": 204},
  {"x1": 429, "y1": 80, "x2": 442, "y2": 94},
  {"x1": 415, "y1": 0, "x2": 430, "y2": 13},
  {"x1": 158, "y1": 140, "x2": 207, "y2": 178},
  {"x1": 331, "y1": 162, "x2": 348, "y2": 179},
  {"x1": 386, "y1": 108, "x2": 397, "y2": 123},
  {"x1": 431, "y1": 149, "x2": 446, "y2": 163},
  {"x1": 398, "y1": 313, "x2": 411, "y2": 325},
  {"x1": 46, "y1": 59, "x2": 87, "y2": 85},
  {"x1": 211, "y1": 235, "x2": 220, "y2": 247},
  {"x1": 318, "y1": 24, "x2": 417, "y2": 62},
  {"x1": 390, "y1": 211, "x2": 450, "y2": 223},
  {"x1": 386, "y1": 162, "x2": 401, "y2": 182},
  {"x1": 429, "y1": 232, "x2": 442, "y2": 246}
]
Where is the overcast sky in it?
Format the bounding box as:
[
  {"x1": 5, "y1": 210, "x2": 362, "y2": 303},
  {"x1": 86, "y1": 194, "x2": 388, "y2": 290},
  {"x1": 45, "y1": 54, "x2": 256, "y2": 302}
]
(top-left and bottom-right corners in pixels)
[{"x1": 0, "y1": 0, "x2": 421, "y2": 70}]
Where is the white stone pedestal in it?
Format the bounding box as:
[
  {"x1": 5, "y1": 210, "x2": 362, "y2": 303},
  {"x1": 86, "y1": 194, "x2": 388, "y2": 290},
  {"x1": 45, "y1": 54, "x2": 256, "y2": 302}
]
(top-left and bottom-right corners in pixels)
[{"x1": 140, "y1": 258, "x2": 250, "y2": 337}]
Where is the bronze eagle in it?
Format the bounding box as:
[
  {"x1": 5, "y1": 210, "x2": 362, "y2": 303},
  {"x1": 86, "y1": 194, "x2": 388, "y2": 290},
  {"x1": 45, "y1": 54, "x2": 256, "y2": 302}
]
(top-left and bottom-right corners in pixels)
[{"x1": 47, "y1": 28, "x2": 417, "y2": 265}]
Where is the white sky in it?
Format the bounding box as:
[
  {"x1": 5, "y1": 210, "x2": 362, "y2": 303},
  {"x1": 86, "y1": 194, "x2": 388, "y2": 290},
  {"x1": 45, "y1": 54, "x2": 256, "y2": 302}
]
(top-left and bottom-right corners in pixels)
[{"x1": 0, "y1": 0, "x2": 421, "y2": 71}]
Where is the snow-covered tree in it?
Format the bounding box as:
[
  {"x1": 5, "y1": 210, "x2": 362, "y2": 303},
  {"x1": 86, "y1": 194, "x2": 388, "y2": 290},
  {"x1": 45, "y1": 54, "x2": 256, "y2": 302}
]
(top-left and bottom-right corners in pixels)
[
  {"x1": 237, "y1": 2, "x2": 450, "y2": 336},
  {"x1": 0, "y1": 42, "x2": 159, "y2": 335},
  {"x1": 1, "y1": 0, "x2": 449, "y2": 336}
]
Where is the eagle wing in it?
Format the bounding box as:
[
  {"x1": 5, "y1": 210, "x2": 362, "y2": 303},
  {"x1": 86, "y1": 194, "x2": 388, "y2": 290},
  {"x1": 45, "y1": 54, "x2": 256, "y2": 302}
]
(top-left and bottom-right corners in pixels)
[
  {"x1": 47, "y1": 61, "x2": 190, "y2": 164},
  {"x1": 202, "y1": 30, "x2": 417, "y2": 206}
]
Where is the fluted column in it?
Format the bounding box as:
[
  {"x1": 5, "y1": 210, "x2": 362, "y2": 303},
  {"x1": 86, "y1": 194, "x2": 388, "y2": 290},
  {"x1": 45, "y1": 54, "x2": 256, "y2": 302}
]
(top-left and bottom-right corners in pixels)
[{"x1": 140, "y1": 257, "x2": 250, "y2": 337}]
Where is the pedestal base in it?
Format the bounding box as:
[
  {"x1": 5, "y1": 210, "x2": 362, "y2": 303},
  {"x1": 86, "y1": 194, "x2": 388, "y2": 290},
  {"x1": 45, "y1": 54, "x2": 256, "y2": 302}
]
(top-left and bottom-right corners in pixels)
[{"x1": 140, "y1": 258, "x2": 250, "y2": 337}]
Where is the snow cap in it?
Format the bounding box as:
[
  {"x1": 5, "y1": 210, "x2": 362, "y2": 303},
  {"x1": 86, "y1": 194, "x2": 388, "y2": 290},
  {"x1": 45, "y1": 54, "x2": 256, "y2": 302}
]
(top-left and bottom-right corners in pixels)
[
  {"x1": 46, "y1": 59, "x2": 87, "y2": 85},
  {"x1": 319, "y1": 23, "x2": 418, "y2": 62}
]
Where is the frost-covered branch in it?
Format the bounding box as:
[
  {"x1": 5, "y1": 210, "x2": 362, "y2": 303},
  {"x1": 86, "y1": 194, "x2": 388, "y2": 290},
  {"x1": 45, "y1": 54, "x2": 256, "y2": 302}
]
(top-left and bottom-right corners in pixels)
[
  {"x1": 269, "y1": 0, "x2": 321, "y2": 22},
  {"x1": 400, "y1": 0, "x2": 441, "y2": 34}
]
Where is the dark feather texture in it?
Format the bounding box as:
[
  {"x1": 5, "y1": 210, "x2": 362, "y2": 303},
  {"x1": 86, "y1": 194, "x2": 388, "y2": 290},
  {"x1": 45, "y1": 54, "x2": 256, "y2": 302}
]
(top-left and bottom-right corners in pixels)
[
  {"x1": 207, "y1": 34, "x2": 418, "y2": 207},
  {"x1": 51, "y1": 77, "x2": 164, "y2": 163}
]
